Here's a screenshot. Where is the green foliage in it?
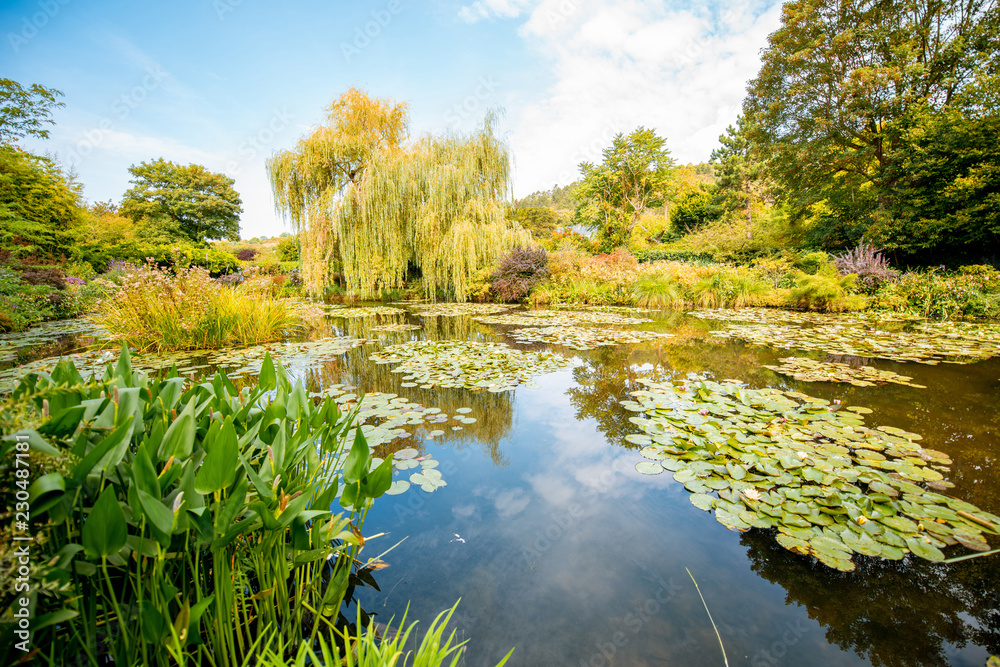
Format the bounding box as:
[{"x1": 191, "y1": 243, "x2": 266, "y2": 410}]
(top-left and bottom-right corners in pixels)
[
  {"x1": 0, "y1": 78, "x2": 63, "y2": 144},
  {"x1": 790, "y1": 263, "x2": 866, "y2": 312},
  {"x1": 516, "y1": 183, "x2": 577, "y2": 210},
  {"x1": 745, "y1": 0, "x2": 1000, "y2": 257},
  {"x1": 669, "y1": 187, "x2": 723, "y2": 234},
  {"x1": 793, "y1": 251, "x2": 830, "y2": 275},
  {"x1": 275, "y1": 234, "x2": 300, "y2": 262},
  {"x1": 575, "y1": 127, "x2": 676, "y2": 251},
  {"x1": 268, "y1": 89, "x2": 530, "y2": 300},
  {"x1": 872, "y1": 266, "x2": 1000, "y2": 319},
  {"x1": 631, "y1": 247, "x2": 715, "y2": 264},
  {"x1": 0, "y1": 266, "x2": 60, "y2": 330},
  {"x1": 94, "y1": 263, "x2": 298, "y2": 351},
  {"x1": 0, "y1": 350, "x2": 392, "y2": 666},
  {"x1": 509, "y1": 205, "x2": 559, "y2": 241},
  {"x1": 120, "y1": 158, "x2": 243, "y2": 244},
  {"x1": 711, "y1": 115, "x2": 768, "y2": 239},
  {"x1": 0, "y1": 146, "x2": 84, "y2": 260},
  {"x1": 74, "y1": 240, "x2": 240, "y2": 275},
  {"x1": 632, "y1": 274, "x2": 684, "y2": 309},
  {"x1": 692, "y1": 267, "x2": 773, "y2": 308}
]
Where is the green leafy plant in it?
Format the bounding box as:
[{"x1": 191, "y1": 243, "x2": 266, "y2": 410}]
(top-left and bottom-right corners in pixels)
[
  {"x1": 790, "y1": 263, "x2": 865, "y2": 312},
  {"x1": 0, "y1": 349, "x2": 394, "y2": 666},
  {"x1": 632, "y1": 274, "x2": 685, "y2": 309}
]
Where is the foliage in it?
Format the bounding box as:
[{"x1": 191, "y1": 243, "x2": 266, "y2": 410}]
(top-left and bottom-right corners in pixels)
[
  {"x1": 516, "y1": 183, "x2": 577, "y2": 210},
  {"x1": 276, "y1": 234, "x2": 300, "y2": 262},
  {"x1": 692, "y1": 266, "x2": 773, "y2": 309},
  {"x1": 18, "y1": 266, "x2": 67, "y2": 291},
  {"x1": 875, "y1": 108, "x2": 1000, "y2": 261},
  {"x1": 669, "y1": 187, "x2": 723, "y2": 234},
  {"x1": 491, "y1": 245, "x2": 549, "y2": 303},
  {"x1": 508, "y1": 205, "x2": 560, "y2": 241},
  {"x1": 0, "y1": 78, "x2": 63, "y2": 144},
  {"x1": 871, "y1": 266, "x2": 1000, "y2": 319},
  {"x1": 710, "y1": 115, "x2": 768, "y2": 240},
  {"x1": 632, "y1": 274, "x2": 684, "y2": 310},
  {"x1": 575, "y1": 127, "x2": 676, "y2": 251},
  {"x1": 789, "y1": 263, "x2": 866, "y2": 312},
  {"x1": 236, "y1": 247, "x2": 258, "y2": 262},
  {"x1": 268, "y1": 88, "x2": 531, "y2": 300},
  {"x1": 73, "y1": 240, "x2": 240, "y2": 276},
  {"x1": 0, "y1": 350, "x2": 395, "y2": 666},
  {"x1": 744, "y1": 0, "x2": 1000, "y2": 254},
  {"x1": 630, "y1": 247, "x2": 715, "y2": 264},
  {"x1": 120, "y1": 158, "x2": 243, "y2": 244},
  {"x1": 833, "y1": 243, "x2": 899, "y2": 294},
  {"x1": 793, "y1": 251, "x2": 830, "y2": 275},
  {"x1": 0, "y1": 146, "x2": 84, "y2": 260},
  {"x1": 94, "y1": 263, "x2": 298, "y2": 351}
]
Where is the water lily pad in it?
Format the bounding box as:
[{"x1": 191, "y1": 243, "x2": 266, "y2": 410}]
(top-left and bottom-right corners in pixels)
[
  {"x1": 385, "y1": 480, "x2": 411, "y2": 495},
  {"x1": 635, "y1": 461, "x2": 664, "y2": 475},
  {"x1": 764, "y1": 357, "x2": 927, "y2": 388}
]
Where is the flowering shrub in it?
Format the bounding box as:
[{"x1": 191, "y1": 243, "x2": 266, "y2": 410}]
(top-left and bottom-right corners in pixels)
[
  {"x1": 834, "y1": 243, "x2": 899, "y2": 294},
  {"x1": 873, "y1": 267, "x2": 1000, "y2": 319}
]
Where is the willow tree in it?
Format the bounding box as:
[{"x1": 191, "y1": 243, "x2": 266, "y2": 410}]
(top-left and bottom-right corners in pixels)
[{"x1": 267, "y1": 88, "x2": 531, "y2": 300}]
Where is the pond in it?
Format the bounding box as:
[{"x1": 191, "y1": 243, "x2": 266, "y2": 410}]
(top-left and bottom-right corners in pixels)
[{"x1": 4, "y1": 305, "x2": 999, "y2": 667}]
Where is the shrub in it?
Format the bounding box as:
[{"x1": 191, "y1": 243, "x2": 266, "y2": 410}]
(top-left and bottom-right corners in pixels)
[
  {"x1": 19, "y1": 266, "x2": 67, "y2": 290},
  {"x1": 790, "y1": 263, "x2": 866, "y2": 312},
  {"x1": 0, "y1": 267, "x2": 55, "y2": 331},
  {"x1": 276, "y1": 234, "x2": 300, "y2": 261},
  {"x1": 794, "y1": 251, "x2": 830, "y2": 274},
  {"x1": 834, "y1": 243, "x2": 899, "y2": 294},
  {"x1": 236, "y1": 246, "x2": 258, "y2": 261},
  {"x1": 94, "y1": 262, "x2": 298, "y2": 351},
  {"x1": 64, "y1": 260, "x2": 97, "y2": 281},
  {"x1": 491, "y1": 245, "x2": 550, "y2": 302}
]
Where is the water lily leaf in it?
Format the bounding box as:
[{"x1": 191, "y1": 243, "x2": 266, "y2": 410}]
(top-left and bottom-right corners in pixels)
[{"x1": 635, "y1": 461, "x2": 664, "y2": 475}]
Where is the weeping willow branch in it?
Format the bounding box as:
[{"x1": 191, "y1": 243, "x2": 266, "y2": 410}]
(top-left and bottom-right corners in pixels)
[{"x1": 267, "y1": 88, "x2": 532, "y2": 301}]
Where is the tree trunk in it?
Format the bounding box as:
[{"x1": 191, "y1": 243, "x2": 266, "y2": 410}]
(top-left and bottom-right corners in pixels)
[{"x1": 745, "y1": 196, "x2": 753, "y2": 240}]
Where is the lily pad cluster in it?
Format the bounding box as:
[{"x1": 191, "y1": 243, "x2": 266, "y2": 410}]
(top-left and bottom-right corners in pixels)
[
  {"x1": 764, "y1": 357, "x2": 927, "y2": 388},
  {"x1": 914, "y1": 321, "x2": 1000, "y2": 343},
  {"x1": 711, "y1": 323, "x2": 1000, "y2": 364},
  {"x1": 0, "y1": 337, "x2": 370, "y2": 394},
  {"x1": 330, "y1": 306, "x2": 406, "y2": 318},
  {"x1": 370, "y1": 340, "x2": 570, "y2": 392},
  {"x1": 689, "y1": 308, "x2": 921, "y2": 325},
  {"x1": 0, "y1": 318, "x2": 107, "y2": 363},
  {"x1": 474, "y1": 309, "x2": 653, "y2": 327},
  {"x1": 506, "y1": 326, "x2": 674, "y2": 351},
  {"x1": 623, "y1": 375, "x2": 999, "y2": 571},
  {"x1": 386, "y1": 448, "x2": 448, "y2": 494},
  {"x1": 409, "y1": 303, "x2": 513, "y2": 317}
]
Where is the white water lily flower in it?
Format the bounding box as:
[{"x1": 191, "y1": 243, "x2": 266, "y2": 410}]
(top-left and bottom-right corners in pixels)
[{"x1": 742, "y1": 488, "x2": 761, "y2": 501}]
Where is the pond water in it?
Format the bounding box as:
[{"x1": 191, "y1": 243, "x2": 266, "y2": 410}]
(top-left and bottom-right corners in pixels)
[{"x1": 4, "y1": 306, "x2": 999, "y2": 667}]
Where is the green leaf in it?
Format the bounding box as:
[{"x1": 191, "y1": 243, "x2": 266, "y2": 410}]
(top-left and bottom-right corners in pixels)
[
  {"x1": 132, "y1": 444, "x2": 160, "y2": 500},
  {"x1": 38, "y1": 404, "x2": 86, "y2": 438},
  {"x1": 138, "y1": 489, "x2": 175, "y2": 540},
  {"x1": 342, "y1": 428, "x2": 370, "y2": 485},
  {"x1": 29, "y1": 472, "x2": 65, "y2": 515},
  {"x1": 158, "y1": 398, "x2": 197, "y2": 461},
  {"x1": 361, "y1": 455, "x2": 394, "y2": 498},
  {"x1": 237, "y1": 450, "x2": 272, "y2": 500},
  {"x1": 83, "y1": 486, "x2": 128, "y2": 558},
  {"x1": 71, "y1": 419, "x2": 133, "y2": 481},
  {"x1": 194, "y1": 417, "x2": 239, "y2": 494},
  {"x1": 258, "y1": 352, "x2": 276, "y2": 390}
]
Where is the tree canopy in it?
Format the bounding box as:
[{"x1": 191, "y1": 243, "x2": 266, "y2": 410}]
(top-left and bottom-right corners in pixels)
[
  {"x1": 267, "y1": 88, "x2": 532, "y2": 300},
  {"x1": 711, "y1": 116, "x2": 767, "y2": 240},
  {"x1": 120, "y1": 158, "x2": 243, "y2": 244},
  {"x1": 0, "y1": 79, "x2": 64, "y2": 145},
  {"x1": 574, "y1": 127, "x2": 675, "y2": 251},
  {"x1": 744, "y1": 0, "x2": 1000, "y2": 258}
]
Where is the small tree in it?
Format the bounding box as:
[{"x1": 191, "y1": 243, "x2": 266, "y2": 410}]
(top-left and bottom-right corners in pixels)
[
  {"x1": 711, "y1": 115, "x2": 767, "y2": 240},
  {"x1": 0, "y1": 78, "x2": 63, "y2": 145},
  {"x1": 574, "y1": 127, "x2": 675, "y2": 251},
  {"x1": 120, "y1": 158, "x2": 243, "y2": 244}
]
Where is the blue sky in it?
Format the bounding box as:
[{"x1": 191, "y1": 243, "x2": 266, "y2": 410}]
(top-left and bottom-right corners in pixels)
[{"x1": 3, "y1": 0, "x2": 783, "y2": 238}]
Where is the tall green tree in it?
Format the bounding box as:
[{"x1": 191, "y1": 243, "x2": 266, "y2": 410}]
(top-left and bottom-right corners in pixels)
[
  {"x1": 0, "y1": 79, "x2": 63, "y2": 145},
  {"x1": 267, "y1": 89, "x2": 531, "y2": 300},
  {"x1": 711, "y1": 116, "x2": 767, "y2": 240},
  {"x1": 120, "y1": 158, "x2": 243, "y2": 244},
  {"x1": 744, "y1": 0, "x2": 999, "y2": 249},
  {"x1": 574, "y1": 127, "x2": 675, "y2": 251}
]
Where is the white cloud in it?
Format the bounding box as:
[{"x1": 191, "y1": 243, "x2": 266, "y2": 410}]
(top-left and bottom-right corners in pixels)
[{"x1": 504, "y1": 0, "x2": 784, "y2": 196}]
